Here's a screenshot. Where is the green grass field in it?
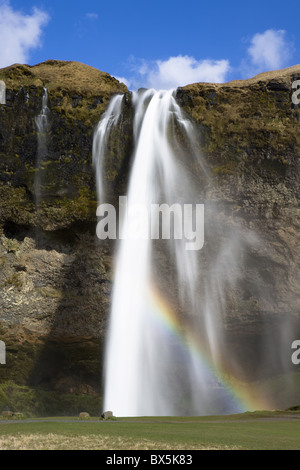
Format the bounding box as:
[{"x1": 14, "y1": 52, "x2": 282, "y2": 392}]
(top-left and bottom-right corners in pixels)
[{"x1": 0, "y1": 411, "x2": 299, "y2": 450}]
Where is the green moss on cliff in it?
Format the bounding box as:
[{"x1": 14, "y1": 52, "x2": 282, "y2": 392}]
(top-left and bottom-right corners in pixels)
[
  {"x1": 180, "y1": 65, "x2": 300, "y2": 176},
  {"x1": 0, "y1": 382, "x2": 102, "y2": 417},
  {"x1": 0, "y1": 60, "x2": 127, "y2": 125},
  {"x1": 0, "y1": 184, "x2": 34, "y2": 225},
  {"x1": 0, "y1": 60, "x2": 129, "y2": 230},
  {"x1": 35, "y1": 188, "x2": 97, "y2": 230}
]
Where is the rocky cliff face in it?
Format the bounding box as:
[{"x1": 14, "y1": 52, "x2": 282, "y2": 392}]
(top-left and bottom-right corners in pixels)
[
  {"x1": 0, "y1": 60, "x2": 299, "y2": 413},
  {"x1": 0, "y1": 61, "x2": 128, "y2": 408}
]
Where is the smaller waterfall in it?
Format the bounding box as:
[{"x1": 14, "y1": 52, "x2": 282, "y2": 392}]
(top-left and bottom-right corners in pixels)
[
  {"x1": 0, "y1": 80, "x2": 6, "y2": 105},
  {"x1": 93, "y1": 94, "x2": 124, "y2": 204},
  {"x1": 35, "y1": 87, "x2": 50, "y2": 134},
  {"x1": 35, "y1": 88, "x2": 50, "y2": 205}
]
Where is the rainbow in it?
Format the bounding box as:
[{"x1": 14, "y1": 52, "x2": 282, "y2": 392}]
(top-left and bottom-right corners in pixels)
[{"x1": 147, "y1": 283, "x2": 272, "y2": 414}]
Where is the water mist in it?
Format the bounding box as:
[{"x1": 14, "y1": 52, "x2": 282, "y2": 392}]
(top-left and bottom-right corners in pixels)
[{"x1": 93, "y1": 88, "x2": 296, "y2": 416}]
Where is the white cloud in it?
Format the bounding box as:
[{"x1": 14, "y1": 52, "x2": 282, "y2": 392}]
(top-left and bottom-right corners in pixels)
[
  {"x1": 0, "y1": 1, "x2": 49, "y2": 68},
  {"x1": 113, "y1": 75, "x2": 131, "y2": 88},
  {"x1": 120, "y1": 29, "x2": 294, "y2": 89},
  {"x1": 242, "y1": 29, "x2": 293, "y2": 76},
  {"x1": 86, "y1": 13, "x2": 99, "y2": 20},
  {"x1": 127, "y1": 55, "x2": 231, "y2": 90}
]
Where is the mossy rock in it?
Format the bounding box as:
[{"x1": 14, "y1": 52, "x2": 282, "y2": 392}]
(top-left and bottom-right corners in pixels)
[
  {"x1": 179, "y1": 64, "x2": 300, "y2": 175},
  {"x1": 0, "y1": 60, "x2": 129, "y2": 230}
]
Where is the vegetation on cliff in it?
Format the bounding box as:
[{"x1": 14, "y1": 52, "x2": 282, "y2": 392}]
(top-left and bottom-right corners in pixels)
[{"x1": 0, "y1": 60, "x2": 128, "y2": 230}]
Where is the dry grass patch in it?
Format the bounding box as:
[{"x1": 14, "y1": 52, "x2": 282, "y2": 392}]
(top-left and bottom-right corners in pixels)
[
  {"x1": 0, "y1": 61, "x2": 128, "y2": 96},
  {"x1": 0, "y1": 433, "x2": 238, "y2": 450}
]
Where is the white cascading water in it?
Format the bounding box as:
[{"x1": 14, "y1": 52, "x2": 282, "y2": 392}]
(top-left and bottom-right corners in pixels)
[
  {"x1": 35, "y1": 87, "x2": 50, "y2": 205},
  {"x1": 93, "y1": 89, "x2": 249, "y2": 417},
  {"x1": 93, "y1": 88, "x2": 296, "y2": 416}
]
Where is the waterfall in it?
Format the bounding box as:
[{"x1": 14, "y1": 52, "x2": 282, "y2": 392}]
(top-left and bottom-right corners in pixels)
[
  {"x1": 94, "y1": 89, "x2": 241, "y2": 416},
  {"x1": 36, "y1": 87, "x2": 50, "y2": 134},
  {"x1": 93, "y1": 88, "x2": 295, "y2": 417},
  {"x1": 35, "y1": 87, "x2": 50, "y2": 205}
]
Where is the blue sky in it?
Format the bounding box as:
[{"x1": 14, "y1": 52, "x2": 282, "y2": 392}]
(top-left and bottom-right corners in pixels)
[{"x1": 0, "y1": 0, "x2": 299, "y2": 89}]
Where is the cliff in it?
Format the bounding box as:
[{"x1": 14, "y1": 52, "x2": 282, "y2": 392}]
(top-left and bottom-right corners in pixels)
[
  {"x1": 0, "y1": 60, "x2": 128, "y2": 413},
  {"x1": 0, "y1": 60, "x2": 299, "y2": 414}
]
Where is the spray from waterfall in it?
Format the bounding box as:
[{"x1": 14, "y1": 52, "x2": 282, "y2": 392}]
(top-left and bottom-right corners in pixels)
[
  {"x1": 93, "y1": 88, "x2": 296, "y2": 416},
  {"x1": 35, "y1": 87, "x2": 50, "y2": 206}
]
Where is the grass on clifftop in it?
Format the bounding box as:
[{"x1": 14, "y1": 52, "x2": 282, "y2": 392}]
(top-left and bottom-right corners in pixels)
[{"x1": 0, "y1": 60, "x2": 128, "y2": 97}]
